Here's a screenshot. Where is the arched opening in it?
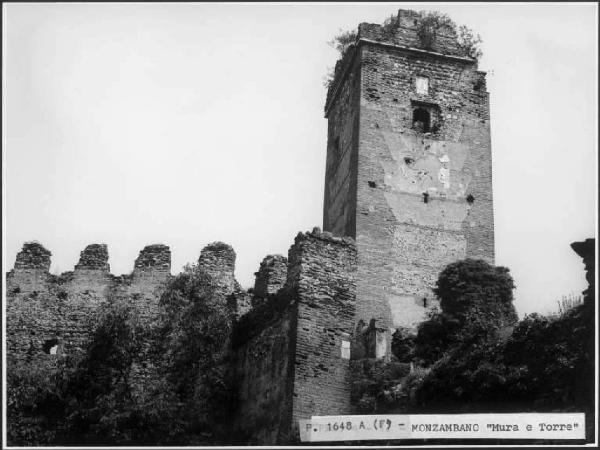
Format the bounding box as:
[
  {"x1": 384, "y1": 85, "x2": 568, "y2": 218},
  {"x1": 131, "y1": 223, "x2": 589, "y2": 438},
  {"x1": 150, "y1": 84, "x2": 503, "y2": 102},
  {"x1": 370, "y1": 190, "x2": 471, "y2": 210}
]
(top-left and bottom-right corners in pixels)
[{"x1": 412, "y1": 107, "x2": 431, "y2": 132}]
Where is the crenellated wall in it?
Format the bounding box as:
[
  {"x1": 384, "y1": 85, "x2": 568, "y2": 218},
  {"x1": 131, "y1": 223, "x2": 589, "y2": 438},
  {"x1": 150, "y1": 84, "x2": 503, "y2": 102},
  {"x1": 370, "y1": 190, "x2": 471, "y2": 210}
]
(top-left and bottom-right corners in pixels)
[
  {"x1": 5, "y1": 240, "x2": 245, "y2": 362},
  {"x1": 6, "y1": 242, "x2": 174, "y2": 359}
]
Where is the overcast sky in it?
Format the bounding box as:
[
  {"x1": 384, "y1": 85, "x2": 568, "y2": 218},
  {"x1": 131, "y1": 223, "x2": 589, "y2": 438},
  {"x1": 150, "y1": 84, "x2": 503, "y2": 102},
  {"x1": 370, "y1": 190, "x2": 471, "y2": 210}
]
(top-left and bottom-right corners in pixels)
[{"x1": 3, "y1": 3, "x2": 597, "y2": 317}]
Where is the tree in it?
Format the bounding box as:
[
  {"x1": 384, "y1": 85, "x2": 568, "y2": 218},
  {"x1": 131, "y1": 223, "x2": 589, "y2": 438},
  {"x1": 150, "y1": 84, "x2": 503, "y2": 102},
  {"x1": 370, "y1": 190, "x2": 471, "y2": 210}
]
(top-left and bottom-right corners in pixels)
[
  {"x1": 55, "y1": 264, "x2": 236, "y2": 445},
  {"x1": 414, "y1": 259, "x2": 517, "y2": 364},
  {"x1": 6, "y1": 355, "x2": 73, "y2": 446},
  {"x1": 155, "y1": 264, "x2": 236, "y2": 444}
]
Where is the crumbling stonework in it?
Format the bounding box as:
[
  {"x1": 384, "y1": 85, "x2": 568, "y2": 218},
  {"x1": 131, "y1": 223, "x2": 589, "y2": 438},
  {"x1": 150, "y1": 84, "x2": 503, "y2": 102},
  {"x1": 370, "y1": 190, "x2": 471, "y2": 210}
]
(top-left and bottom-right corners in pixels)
[
  {"x1": 228, "y1": 289, "x2": 253, "y2": 320},
  {"x1": 6, "y1": 242, "x2": 175, "y2": 361},
  {"x1": 75, "y1": 244, "x2": 110, "y2": 270},
  {"x1": 5, "y1": 240, "x2": 251, "y2": 364},
  {"x1": 324, "y1": 9, "x2": 494, "y2": 336},
  {"x1": 128, "y1": 244, "x2": 172, "y2": 321},
  {"x1": 198, "y1": 242, "x2": 237, "y2": 298},
  {"x1": 233, "y1": 229, "x2": 356, "y2": 444},
  {"x1": 252, "y1": 254, "x2": 287, "y2": 307},
  {"x1": 7, "y1": 242, "x2": 107, "y2": 359},
  {"x1": 7, "y1": 242, "x2": 52, "y2": 295}
]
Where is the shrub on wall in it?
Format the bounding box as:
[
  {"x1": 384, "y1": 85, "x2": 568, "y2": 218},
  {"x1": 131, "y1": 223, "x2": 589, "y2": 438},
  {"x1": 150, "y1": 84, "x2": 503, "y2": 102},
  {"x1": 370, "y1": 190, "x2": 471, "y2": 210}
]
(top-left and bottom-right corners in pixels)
[
  {"x1": 417, "y1": 11, "x2": 482, "y2": 59},
  {"x1": 416, "y1": 11, "x2": 454, "y2": 49}
]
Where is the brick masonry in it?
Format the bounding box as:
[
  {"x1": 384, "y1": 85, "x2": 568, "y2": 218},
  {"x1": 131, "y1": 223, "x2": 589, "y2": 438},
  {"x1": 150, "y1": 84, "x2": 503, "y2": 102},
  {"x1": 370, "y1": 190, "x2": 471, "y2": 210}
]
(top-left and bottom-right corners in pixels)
[
  {"x1": 324, "y1": 9, "x2": 494, "y2": 335},
  {"x1": 252, "y1": 254, "x2": 287, "y2": 307},
  {"x1": 5, "y1": 241, "x2": 242, "y2": 362},
  {"x1": 233, "y1": 229, "x2": 357, "y2": 444}
]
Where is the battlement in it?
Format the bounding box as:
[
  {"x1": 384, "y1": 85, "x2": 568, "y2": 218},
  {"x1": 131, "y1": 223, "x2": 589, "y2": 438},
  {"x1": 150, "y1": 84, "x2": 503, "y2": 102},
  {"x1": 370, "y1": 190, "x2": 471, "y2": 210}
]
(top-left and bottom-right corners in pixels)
[
  {"x1": 134, "y1": 244, "x2": 171, "y2": 271},
  {"x1": 199, "y1": 241, "x2": 236, "y2": 271},
  {"x1": 358, "y1": 9, "x2": 472, "y2": 60},
  {"x1": 9, "y1": 242, "x2": 173, "y2": 278},
  {"x1": 6, "y1": 239, "x2": 243, "y2": 362},
  {"x1": 252, "y1": 254, "x2": 287, "y2": 307},
  {"x1": 75, "y1": 244, "x2": 110, "y2": 271},
  {"x1": 13, "y1": 242, "x2": 52, "y2": 271}
]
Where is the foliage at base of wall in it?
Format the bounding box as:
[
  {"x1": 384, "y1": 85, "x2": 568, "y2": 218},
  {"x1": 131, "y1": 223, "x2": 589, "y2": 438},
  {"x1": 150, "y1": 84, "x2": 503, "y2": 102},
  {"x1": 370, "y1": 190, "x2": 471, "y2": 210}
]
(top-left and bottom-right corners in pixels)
[
  {"x1": 7, "y1": 264, "x2": 236, "y2": 446},
  {"x1": 350, "y1": 358, "x2": 425, "y2": 413},
  {"x1": 352, "y1": 258, "x2": 594, "y2": 442}
]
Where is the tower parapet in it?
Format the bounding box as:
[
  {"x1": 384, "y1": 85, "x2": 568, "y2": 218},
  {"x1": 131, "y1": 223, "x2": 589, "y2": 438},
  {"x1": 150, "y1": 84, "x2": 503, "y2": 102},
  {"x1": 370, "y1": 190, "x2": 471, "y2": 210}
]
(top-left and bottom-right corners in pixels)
[{"x1": 326, "y1": 9, "x2": 482, "y2": 113}]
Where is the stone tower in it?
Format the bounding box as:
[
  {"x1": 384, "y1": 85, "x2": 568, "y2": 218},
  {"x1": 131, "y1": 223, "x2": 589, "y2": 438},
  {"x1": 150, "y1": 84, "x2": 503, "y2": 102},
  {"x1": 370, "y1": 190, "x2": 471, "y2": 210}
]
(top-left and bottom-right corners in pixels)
[{"x1": 323, "y1": 9, "x2": 494, "y2": 335}]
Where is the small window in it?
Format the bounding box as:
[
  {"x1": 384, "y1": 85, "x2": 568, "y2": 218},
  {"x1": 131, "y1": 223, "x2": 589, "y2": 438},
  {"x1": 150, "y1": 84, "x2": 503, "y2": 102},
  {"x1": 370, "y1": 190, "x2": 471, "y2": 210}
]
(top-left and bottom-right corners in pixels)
[
  {"x1": 413, "y1": 108, "x2": 431, "y2": 133},
  {"x1": 416, "y1": 76, "x2": 429, "y2": 95},
  {"x1": 43, "y1": 338, "x2": 60, "y2": 355}
]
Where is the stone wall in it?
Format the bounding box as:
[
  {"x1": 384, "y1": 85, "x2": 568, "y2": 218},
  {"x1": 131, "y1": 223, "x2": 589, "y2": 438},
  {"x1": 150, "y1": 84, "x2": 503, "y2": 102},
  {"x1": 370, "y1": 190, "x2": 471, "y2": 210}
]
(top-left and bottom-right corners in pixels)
[
  {"x1": 252, "y1": 254, "x2": 287, "y2": 307},
  {"x1": 324, "y1": 9, "x2": 493, "y2": 334},
  {"x1": 6, "y1": 242, "x2": 175, "y2": 361},
  {"x1": 7, "y1": 242, "x2": 52, "y2": 295},
  {"x1": 322, "y1": 46, "x2": 361, "y2": 238},
  {"x1": 232, "y1": 294, "x2": 297, "y2": 444},
  {"x1": 232, "y1": 229, "x2": 357, "y2": 444},
  {"x1": 198, "y1": 242, "x2": 237, "y2": 298},
  {"x1": 290, "y1": 229, "x2": 357, "y2": 427},
  {"x1": 7, "y1": 241, "x2": 232, "y2": 361},
  {"x1": 127, "y1": 244, "x2": 172, "y2": 322}
]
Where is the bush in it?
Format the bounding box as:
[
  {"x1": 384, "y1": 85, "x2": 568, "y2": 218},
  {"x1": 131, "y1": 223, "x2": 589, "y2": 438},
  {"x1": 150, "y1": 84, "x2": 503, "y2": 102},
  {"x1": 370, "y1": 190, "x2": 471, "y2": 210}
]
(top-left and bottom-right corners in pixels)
[
  {"x1": 391, "y1": 328, "x2": 417, "y2": 362},
  {"x1": 327, "y1": 29, "x2": 358, "y2": 57},
  {"x1": 434, "y1": 259, "x2": 516, "y2": 322},
  {"x1": 350, "y1": 359, "x2": 411, "y2": 413},
  {"x1": 412, "y1": 302, "x2": 593, "y2": 424},
  {"x1": 417, "y1": 11, "x2": 482, "y2": 59},
  {"x1": 416, "y1": 11, "x2": 455, "y2": 49},
  {"x1": 413, "y1": 259, "x2": 517, "y2": 364},
  {"x1": 7, "y1": 355, "x2": 74, "y2": 446}
]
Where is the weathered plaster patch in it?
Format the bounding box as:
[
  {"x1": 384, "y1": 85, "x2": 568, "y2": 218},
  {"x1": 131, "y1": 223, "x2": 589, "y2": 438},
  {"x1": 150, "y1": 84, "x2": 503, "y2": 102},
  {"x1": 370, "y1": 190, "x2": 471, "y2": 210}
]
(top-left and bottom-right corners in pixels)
[
  {"x1": 387, "y1": 295, "x2": 430, "y2": 329},
  {"x1": 380, "y1": 131, "x2": 471, "y2": 199}
]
